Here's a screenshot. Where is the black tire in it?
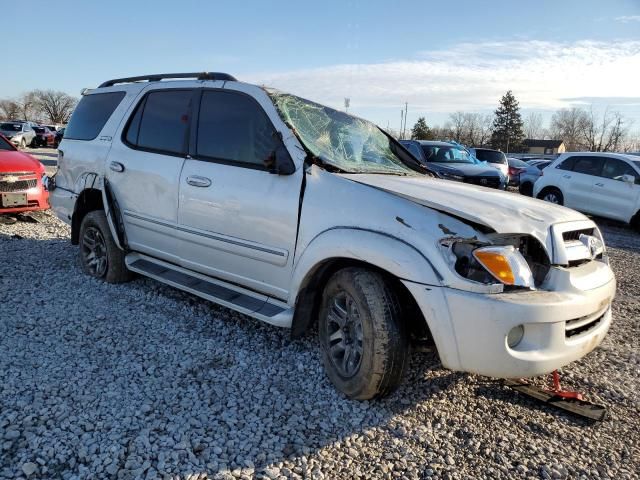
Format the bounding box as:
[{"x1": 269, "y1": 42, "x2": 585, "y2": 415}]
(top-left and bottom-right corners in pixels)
[
  {"x1": 631, "y1": 211, "x2": 640, "y2": 233},
  {"x1": 79, "y1": 210, "x2": 132, "y2": 283},
  {"x1": 519, "y1": 181, "x2": 533, "y2": 197},
  {"x1": 318, "y1": 267, "x2": 409, "y2": 400},
  {"x1": 538, "y1": 187, "x2": 564, "y2": 205}
]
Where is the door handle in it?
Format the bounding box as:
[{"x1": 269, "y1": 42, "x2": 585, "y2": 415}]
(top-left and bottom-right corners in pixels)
[
  {"x1": 109, "y1": 161, "x2": 125, "y2": 173},
  {"x1": 594, "y1": 182, "x2": 604, "y2": 187},
  {"x1": 186, "y1": 175, "x2": 211, "y2": 187},
  {"x1": 562, "y1": 174, "x2": 571, "y2": 179}
]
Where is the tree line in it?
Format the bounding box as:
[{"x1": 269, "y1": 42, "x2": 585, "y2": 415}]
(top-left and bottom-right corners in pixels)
[
  {"x1": 0, "y1": 90, "x2": 78, "y2": 125},
  {"x1": 407, "y1": 91, "x2": 638, "y2": 153}
]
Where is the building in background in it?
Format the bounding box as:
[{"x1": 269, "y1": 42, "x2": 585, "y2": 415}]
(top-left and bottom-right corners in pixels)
[{"x1": 523, "y1": 139, "x2": 565, "y2": 155}]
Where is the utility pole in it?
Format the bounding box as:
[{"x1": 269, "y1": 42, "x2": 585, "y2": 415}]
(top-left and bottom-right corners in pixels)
[
  {"x1": 400, "y1": 110, "x2": 404, "y2": 140},
  {"x1": 344, "y1": 98, "x2": 350, "y2": 113},
  {"x1": 403, "y1": 102, "x2": 408, "y2": 140}
]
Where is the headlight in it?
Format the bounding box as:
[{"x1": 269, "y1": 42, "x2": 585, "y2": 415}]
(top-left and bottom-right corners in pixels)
[
  {"x1": 443, "y1": 241, "x2": 535, "y2": 289},
  {"x1": 473, "y1": 246, "x2": 535, "y2": 288}
]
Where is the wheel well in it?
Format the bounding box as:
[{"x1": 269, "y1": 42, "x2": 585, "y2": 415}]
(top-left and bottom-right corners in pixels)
[
  {"x1": 631, "y1": 210, "x2": 640, "y2": 230},
  {"x1": 290, "y1": 258, "x2": 434, "y2": 349},
  {"x1": 71, "y1": 189, "x2": 104, "y2": 244},
  {"x1": 537, "y1": 185, "x2": 559, "y2": 199}
]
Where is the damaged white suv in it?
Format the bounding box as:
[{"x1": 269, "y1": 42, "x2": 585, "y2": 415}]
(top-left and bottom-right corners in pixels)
[{"x1": 51, "y1": 72, "x2": 615, "y2": 399}]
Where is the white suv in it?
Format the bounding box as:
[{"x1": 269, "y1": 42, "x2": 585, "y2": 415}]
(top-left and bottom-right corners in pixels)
[
  {"x1": 51, "y1": 72, "x2": 615, "y2": 399},
  {"x1": 534, "y1": 152, "x2": 640, "y2": 228}
]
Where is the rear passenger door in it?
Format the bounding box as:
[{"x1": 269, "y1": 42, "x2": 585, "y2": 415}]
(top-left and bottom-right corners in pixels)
[
  {"x1": 177, "y1": 86, "x2": 303, "y2": 300},
  {"x1": 106, "y1": 87, "x2": 195, "y2": 264},
  {"x1": 563, "y1": 156, "x2": 604, "y2": 213}
]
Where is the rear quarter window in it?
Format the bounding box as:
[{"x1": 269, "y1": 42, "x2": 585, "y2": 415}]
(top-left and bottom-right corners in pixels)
[{"x1": 65, "y1": 92, "x2": 126, "y2": 141}]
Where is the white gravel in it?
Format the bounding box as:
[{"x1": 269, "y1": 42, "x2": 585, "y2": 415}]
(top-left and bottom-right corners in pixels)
[{"x1": 0, "y1": 211, "x2": 639, "y2": 480}]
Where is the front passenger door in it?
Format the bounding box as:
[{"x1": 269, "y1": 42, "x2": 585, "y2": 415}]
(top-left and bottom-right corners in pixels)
[{"x1": 177, "y1": 87, "x2": 303, "y2": 300}]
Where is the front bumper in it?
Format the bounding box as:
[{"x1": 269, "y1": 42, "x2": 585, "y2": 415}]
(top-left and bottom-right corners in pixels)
[
  {"x1": 0, "y1": 184, "x2": 49, "y2": 214},
  {"x1": 403, "y1": 260, "x2": 615, "y2": 378}
]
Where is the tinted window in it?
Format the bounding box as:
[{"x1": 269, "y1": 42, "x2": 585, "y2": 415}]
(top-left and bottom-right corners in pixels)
[
  {"x1": 125, "y1": 90, "x2": 192, "y2": 155},
  {"x1": 557, "y1": 156, "x2": 577, "y2": 171},
  {"x1": 0, "y1": 123, "x2": 22, "y2": 131},
  {"x1": 403, "y1": 143, "x2": 422, "y2": 159},
  {"x1": 0, "y1": 136, "x2": 14, "y2": 150},
  {"x1": 34, "y1": 127, "x2": 45, "y2": 133},
  {"x1": 196, "y1": 91, "x2": 277, "y2": 167},
  {"x1": 422, "y1": 145, "x2": 474, "y2": 164},
  {"x1": 536, "y1": 161, "x2": 551, "y2": 170},
  {"x1": 572, "y1": 156, "x2": 604, "y2": 176},
  {"x1": 474, "y1": 149, "x2": 507, "y2": 164},
  {"x1": 65, "y1": 92, "x2": 125, "y2": 141},
  {"x1": 601, "y1": 158, "x2": 636, "y2": 181}
]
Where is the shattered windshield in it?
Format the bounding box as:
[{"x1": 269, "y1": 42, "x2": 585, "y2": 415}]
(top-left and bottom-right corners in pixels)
[{"x1": 268, "y1": 91, "x2": 418, "y2": 175}]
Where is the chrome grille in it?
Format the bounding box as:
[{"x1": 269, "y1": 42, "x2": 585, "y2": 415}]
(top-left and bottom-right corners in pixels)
[{"x1": 0, "y1": 178, "x2": 37, "y2": 192}]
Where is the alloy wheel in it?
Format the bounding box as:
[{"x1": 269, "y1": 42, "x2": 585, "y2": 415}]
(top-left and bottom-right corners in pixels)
[
  {"x1": 325, "y1": 290, "x2": 364, "y2": 378},
  {"x1": 81, "y1": 226, "x2": 108, "y2": 277}
]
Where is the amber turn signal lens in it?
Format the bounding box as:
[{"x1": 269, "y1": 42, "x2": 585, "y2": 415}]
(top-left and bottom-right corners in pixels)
[{"x1": 473, "y1": 250, "x2": 516, "y2": 285}]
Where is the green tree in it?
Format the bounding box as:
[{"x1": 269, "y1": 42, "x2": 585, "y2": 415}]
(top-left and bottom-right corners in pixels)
[
  {"x1": 411, "y1": 116, "x2": 433, "y2": 140},
  {"x1": 490, "y1": 91, "x2": 524, "y2": 153}
]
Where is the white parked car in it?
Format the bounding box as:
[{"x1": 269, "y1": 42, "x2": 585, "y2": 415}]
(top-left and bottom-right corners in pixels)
[
  {"x1": 534, "y1": 152, "x2": 640, "y2": 228},
  {"x1": 51, "y1": 72, "x2": 615, "y2": 399}
]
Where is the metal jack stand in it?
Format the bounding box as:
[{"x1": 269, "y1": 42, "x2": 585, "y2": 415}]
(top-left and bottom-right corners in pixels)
[{"x1": 505, "y1": 370, "x2": 607, "y2": 421}]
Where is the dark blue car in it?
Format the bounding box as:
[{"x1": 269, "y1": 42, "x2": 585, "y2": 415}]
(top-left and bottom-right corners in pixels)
[{"x1": 400, "y1": 140, "x2": 506, "y2": 189}]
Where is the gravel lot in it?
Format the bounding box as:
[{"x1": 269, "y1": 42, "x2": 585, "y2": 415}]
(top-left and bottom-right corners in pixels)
[{"x1": 1, "y1": 210, "x2": 639, "y2": 480}]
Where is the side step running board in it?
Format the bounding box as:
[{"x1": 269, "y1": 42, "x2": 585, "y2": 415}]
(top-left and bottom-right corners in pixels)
[{"x1": 125, "y1": 253, "x2": 293, "y2": 328}]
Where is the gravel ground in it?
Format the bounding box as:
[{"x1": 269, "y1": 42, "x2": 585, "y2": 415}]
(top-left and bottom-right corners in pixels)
[{"x1": 0, "y1": 211, "x2": 639, "y2": 480}]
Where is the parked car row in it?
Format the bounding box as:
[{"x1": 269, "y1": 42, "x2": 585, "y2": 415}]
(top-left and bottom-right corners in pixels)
[{"x1": 0, "y1": 120, "x2": 65, "y2": 149}]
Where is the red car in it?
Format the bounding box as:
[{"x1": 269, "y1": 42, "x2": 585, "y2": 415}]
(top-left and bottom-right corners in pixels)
[
  {"x1": 32, "y1": 126, "x2": 56, "y2": 148},
  {"x1": 0, "y1": 134, "x2": 49, "y2": 214}
]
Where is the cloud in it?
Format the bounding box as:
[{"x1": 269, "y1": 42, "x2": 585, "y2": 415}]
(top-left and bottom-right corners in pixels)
[
  {"x1": 615, "y1": 15, "x2": 640, "y2": 23},
  {"x1": 246, "y1": 40, "x2": 640, "y2": 122}
]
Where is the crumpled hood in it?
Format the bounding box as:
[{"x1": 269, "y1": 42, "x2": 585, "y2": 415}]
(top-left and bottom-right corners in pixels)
[{"x1": 340, "y1": 173, "x2": 589, "y2": 241}]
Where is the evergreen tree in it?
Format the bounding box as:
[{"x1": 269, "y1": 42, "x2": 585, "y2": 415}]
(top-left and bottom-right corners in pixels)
[
  {"x1": 490, "y1": 91, "x2": 524, "y2": 152},
  {"x1": 411, "y1": 117, "x2": 433, "y2": 140}
]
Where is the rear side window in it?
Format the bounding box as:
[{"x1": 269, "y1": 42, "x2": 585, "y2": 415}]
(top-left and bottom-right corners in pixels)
[
  {"x1": 65, "y1": 92, "x2": 125, "y2": 140},
  {"x1": 196, "y1": 91, "x2": 278, "y2": 167},
  {"x1": 124, "y1": 90, "x2": 192, "y2": 155},
  {"x1": 475, "y1": 149, "x2": 506, "y2": 164}
]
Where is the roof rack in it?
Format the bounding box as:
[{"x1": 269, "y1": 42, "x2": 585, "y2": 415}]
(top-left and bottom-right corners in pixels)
[{"x1": 98, "y1": 72, "x2": 237, "y2": 88}]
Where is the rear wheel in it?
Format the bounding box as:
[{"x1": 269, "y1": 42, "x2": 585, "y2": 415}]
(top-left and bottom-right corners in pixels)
[
  {"x1": 519, "y1": 181, "x2": 533, "y2": 197},
  {"x1": 79, "y1": 210, "x2": 132, "y2": 283},
  {"x1": 538, "y1": 187, "x2": 563, "y2": 205},
  {"x1": 318, "y1": 268, "x2": 409, "y2": 400}
]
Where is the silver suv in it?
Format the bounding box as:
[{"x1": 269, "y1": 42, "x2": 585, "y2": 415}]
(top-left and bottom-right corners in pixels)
[{"x1": 51, "y1": 72, "x2": 615, "y2": 399}]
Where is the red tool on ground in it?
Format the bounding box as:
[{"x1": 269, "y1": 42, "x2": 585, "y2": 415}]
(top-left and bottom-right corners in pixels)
[{"x1": 505, "y1": 370, "x2": 607, "y2": 421}]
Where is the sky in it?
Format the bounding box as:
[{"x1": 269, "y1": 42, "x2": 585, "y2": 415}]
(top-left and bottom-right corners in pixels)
[{"x1": 3, "y1": 0, "x2": 640, "y2": 132}]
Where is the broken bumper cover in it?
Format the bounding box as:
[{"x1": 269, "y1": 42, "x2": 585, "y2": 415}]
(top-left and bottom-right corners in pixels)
[
  {"x1": 49, "y1": 187, "x2": 76, "y2": 226},
  {"x1": 402, "y1": 261, "x2": 615, "y2": 378}
]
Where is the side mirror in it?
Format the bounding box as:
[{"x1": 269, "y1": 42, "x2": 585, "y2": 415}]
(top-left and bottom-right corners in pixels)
[
  {"x1": 265, "y1": 144, "x2": 296, "y2": 175},
  {"x1": 621, "y1": 173, "x2": 635, "y2": 184}
]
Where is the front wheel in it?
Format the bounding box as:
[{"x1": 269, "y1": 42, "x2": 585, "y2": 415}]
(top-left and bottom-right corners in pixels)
[
  {"x1": 79, "y1": 210, "x2": 132, "y2": 283},
  {"x1": 538, "y1": 187, "x2": 564, "y2": 205},
  {"x1": 318, "y1": 268, "x2": 409, "y2": 400},
  {"x1": 519, "y1": 181, "x2": 533, "y2": 197}
]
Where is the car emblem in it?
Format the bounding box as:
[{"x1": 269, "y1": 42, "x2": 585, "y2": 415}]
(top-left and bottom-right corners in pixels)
[
  {"x1": 1, "y1": 175, "x2": 19, "y2": 183},
  {"x1": 480, "y1": 178, "x2": 488, "y2": 185}
]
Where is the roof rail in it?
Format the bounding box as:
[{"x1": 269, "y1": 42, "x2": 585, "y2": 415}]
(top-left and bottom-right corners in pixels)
[{"x1": 98, "y1": 72, "x2": 237, "y2": 88}]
